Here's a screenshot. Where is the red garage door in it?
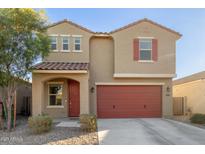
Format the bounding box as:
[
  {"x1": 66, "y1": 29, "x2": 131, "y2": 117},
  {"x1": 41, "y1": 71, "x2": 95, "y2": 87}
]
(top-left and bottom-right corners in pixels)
[{"x1": 97, "y1": 85, "x2": 162, "y2": 118}]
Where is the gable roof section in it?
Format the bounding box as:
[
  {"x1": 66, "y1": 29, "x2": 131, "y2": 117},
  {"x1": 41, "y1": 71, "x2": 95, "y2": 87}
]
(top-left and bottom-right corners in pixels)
[
  {"x1": 109, "y1": 18, "x2": 182, "y2": 37},
  {"x1": 173, "y1": 71, "x2": 205, "y2": 85},
  {"x1": 47, "y1": 18, "x2": 182, "y2": 37},
  {"x1": 48, "y1": 19, "x2": 94, "y2": 34}
]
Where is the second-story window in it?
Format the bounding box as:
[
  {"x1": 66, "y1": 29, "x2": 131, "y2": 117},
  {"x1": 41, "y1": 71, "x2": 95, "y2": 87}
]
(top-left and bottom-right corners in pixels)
[
  {"x1": 50, "y1": 36, "x2": 57, "y2": 51},
  {"x1": 74, "y1": 37, "x2": 81, "y2": 51},
  {"x1": 62, "y1": 36, "x2": 70, "y2": 51},
  {"x1": 139, "y1": 39, "x2": 152, "y2": 61}
]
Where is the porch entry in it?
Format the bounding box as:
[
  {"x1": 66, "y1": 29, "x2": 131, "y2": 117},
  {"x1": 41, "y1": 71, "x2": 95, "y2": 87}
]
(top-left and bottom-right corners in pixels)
[{"x1": 67, "y1": 79, "x2": 80, "y2": 117}]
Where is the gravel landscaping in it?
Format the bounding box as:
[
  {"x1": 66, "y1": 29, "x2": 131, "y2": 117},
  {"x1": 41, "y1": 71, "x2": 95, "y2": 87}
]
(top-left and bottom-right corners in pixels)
[
  {"x1": 0, "y1": 117, "x2": 98, "y2": 145},
  {"x1": 170, "y1": 115, "x2": 205, "y2": 130}
]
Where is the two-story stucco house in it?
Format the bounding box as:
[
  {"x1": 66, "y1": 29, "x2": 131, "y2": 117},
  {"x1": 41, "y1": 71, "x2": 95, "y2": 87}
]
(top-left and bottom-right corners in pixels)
[{"x1": 32, "y1": 18, "x2": 181, "y2": 118}]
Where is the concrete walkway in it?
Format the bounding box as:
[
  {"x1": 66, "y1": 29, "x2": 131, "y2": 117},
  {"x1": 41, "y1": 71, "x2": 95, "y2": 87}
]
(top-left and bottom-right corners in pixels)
[
  {"x1": 97, "y1": 118, "x2": 205, "y2": 145},
  {"x1": 54, "y1": 118, "x2": 80, "y2": 128},
  {"x1": 56, "y1": 121, "x2": 80, "y2": 127}
]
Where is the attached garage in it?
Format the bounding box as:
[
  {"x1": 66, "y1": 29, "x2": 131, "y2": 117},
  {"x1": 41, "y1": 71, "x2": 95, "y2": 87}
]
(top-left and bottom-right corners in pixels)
[{"x1": 97, "y1": 85, "x2": 162, "y2": 118}]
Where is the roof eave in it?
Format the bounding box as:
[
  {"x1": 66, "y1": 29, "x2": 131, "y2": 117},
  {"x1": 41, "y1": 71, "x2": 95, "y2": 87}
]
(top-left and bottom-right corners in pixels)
[
  {"x1": 32, "y1": 70, "x2": 88, "y2": 74},
  {"x1": 46, "y1": 18, "x2": 182, "y2": 38},
  {"x1": 47, "y1": 19, "x2": 94, "y2": 34}
]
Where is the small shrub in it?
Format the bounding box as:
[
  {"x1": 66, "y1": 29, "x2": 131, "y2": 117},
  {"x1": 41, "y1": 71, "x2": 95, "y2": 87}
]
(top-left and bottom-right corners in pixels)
[
  {"x1": 28, "y1": 115, "x2": 52, "y2": 134},
  {"x1": 190, "y1": 113, "x2": 205, "y2": 124},
  {"x1": 80, "y1": 114, "x2": 97, "y2": 132}
]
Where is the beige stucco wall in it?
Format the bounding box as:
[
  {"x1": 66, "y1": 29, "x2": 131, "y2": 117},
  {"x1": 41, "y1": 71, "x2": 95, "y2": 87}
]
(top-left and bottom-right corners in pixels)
[
  {"x1": 111, "y1": 22, "x2": 178, "y2": 74},
  {"x1": 44, "y1": 22, "x2": 93, "y2": 62},
  {"x1": 89, "y1": 37, "x2": 173, "y2": 117},
  {"x1": 173, "y1": 80, "x2": 205, "y2": 114},
  {"x1": 32, "y1": 73, "x2": 89, "y2": 118},
  {"x1": 32, "y1": 20, "x2": 179, "y2": 118}
]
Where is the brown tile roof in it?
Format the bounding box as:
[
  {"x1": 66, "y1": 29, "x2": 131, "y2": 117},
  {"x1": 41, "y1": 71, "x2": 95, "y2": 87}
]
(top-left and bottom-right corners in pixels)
[
  {"x1": 47, "y1": 18, "x2": 182, "y2": 37},
  {"x1": 109, "y1": 18, "x2": 182, "y2": 37},
  {"x1": 32, "y1": 62, "x2": 89, "y2": 71},
  {"x1": 48, "y1": 19, "x2": 94, "y2": 34}
]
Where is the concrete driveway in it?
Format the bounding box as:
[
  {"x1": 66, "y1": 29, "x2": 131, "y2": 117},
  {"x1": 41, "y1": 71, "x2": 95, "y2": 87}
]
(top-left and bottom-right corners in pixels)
[{"x1": 97, "y1": 118, "x2": 205, "y2": 145}]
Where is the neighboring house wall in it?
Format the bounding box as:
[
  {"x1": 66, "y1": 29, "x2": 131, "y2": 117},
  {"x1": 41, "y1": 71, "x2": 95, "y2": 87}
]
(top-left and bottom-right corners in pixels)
[
  {"x1": 89, "y1": 36, "x2": 173, "y2": 117},
  {"x1": 45, "y1": 22, "x2": 93, "y2": 63},
  {"x1": 173, "y1": 79, "x2": 205, "y2": 114},
  {"x1": 111, "y1": 22, "x2": 177, "y2": 75},
  {"x1": 16, "y1": 83, "x2": 32, "y2": 114},
  {"x1": 0, "y1": 82, "x2": 31, "y2": 115}
]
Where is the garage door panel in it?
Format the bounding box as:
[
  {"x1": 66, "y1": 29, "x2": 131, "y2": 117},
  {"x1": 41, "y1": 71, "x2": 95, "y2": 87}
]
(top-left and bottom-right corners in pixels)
[
  {"x1": 98, "y1": 93, "x2": 161, "y2": 99},
  {"x1": 98, "y1": 95, "x2": 161, "y2": 99},
  {"x1": 98, "y1": 98, "x2": 161, "y2": 104},
  {"x1": 97, "y1": 85, "x2": 162, "y2": 118}
]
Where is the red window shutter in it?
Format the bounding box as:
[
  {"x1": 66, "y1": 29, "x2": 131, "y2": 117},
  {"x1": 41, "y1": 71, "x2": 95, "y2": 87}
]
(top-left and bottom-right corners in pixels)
[
  {"x1": 152, "y1": 39, "x2": 158, "y2": 61},
  {"x1": 133, "y1": 38, "x2": 139, "y2": 61}
]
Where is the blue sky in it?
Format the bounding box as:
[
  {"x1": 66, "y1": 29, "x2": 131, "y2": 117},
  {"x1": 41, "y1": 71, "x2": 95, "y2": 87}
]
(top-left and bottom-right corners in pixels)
[{"x1": 45, "y1": 8, "x2": 205, "y2": 79}]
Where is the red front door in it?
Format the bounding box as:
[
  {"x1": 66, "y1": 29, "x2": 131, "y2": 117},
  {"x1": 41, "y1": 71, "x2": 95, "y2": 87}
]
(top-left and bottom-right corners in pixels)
[{"x1": 68, "y1": 80, "x2": 80, "y2": 117}]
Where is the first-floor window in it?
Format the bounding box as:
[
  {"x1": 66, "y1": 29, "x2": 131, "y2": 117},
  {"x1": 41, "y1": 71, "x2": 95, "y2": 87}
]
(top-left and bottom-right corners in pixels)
[{"x1": 48, "y1": 83, "x2": 63, "y2": 106}]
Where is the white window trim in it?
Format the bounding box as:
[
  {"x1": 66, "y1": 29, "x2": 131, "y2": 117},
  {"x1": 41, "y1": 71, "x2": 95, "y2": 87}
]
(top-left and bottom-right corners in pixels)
[
  {"x1": 72, "y1": 35, "x2": 83, "y2": 37},
  {"x1": 47, "y1": 82, "x2": 63, "y2": 107},
  {"x1": 139, "y1": 38, "x2": 152, "y2": 61},
  {"x1": 60, "y1": 34, "x2": 71, "y2": 37},
  {"x1": 73, "y1": 36, "x2": 82, "y2": 52},
  {"x1": 73, "y1": 50, "x2": 83, "y2": 53},
  {"x1": 49, "y1": 35, "x2": 58, "y2": 52},
  {"x1": 49, "y1": 34, "x2": 58, "y2": 37},
  {"x1": 61, "y1": 35, "x2": 70, "y2": 52},
  {"x1": 46, "y1": 105, "x2": 64, "y2": 109},
  {"x1": 138, "y1": 60, "x2": 154, "y2": 63}
]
